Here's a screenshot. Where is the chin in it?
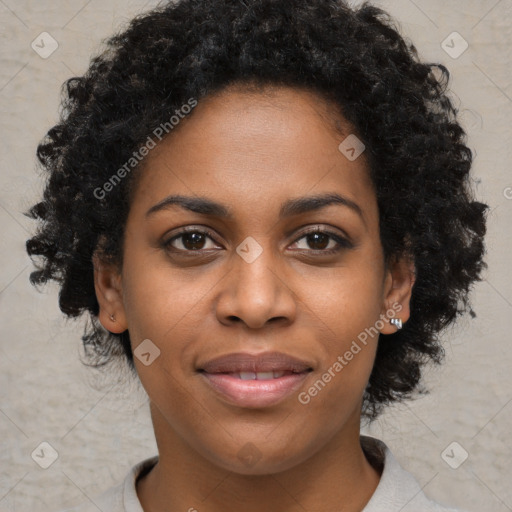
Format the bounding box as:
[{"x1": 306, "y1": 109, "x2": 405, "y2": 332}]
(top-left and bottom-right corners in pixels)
[{"x1": 204, "y1": 440, "x2": 315, "y2": 476}]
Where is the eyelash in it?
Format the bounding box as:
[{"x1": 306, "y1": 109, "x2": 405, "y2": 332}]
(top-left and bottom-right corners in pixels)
[{"x1": 163, "y1": 225, "x2": 353, "y2": 255}]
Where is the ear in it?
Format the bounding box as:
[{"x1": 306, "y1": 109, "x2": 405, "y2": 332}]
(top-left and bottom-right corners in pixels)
[
  {"x1": 379, "y1": 253, "x2": 416, "y2": 335},
  {"x1": 92, "y1": 252, "x2": 128, "y2": 333}
]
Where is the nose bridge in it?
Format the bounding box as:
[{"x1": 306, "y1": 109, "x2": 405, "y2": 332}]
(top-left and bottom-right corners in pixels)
[
  {"x1": 236, "y1": 239, "x2": 278, "y2": 295},
  {"x1": 216, "y1": 236, "x2": 296, "y2": 328}
]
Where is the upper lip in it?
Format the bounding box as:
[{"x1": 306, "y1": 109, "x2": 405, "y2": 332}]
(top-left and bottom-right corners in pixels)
[{"x1": 198, "y1": 351, "x2": 313, "y2": 374}]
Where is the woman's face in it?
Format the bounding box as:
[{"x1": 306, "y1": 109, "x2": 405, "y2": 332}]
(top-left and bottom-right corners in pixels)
[{"x1": 95, "y1": 85, "x2": 412, "y2": 475}]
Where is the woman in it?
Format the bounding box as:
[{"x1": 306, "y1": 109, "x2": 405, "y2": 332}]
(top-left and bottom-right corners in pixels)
[{"x1": 26, "y1": 0, "x2": 487, "y2": 510}]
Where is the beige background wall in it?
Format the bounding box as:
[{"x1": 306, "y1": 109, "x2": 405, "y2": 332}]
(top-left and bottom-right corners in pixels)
[{"x1": 1, "y1": 1, "x2": 511, "y2": 510}]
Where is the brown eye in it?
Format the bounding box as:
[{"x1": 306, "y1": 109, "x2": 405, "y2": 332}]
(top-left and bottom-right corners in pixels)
[
  {"x1": 304, "y1": 232, "x2": 331, "y2": 250},
  {"x1": 179, "y1": 232, "x2": 207, "y2": 250},
  {"x1": 290, "y1": 227, "x2": 354, "y2": 254},
  {"x1": 164, "y1": 228, "x2": 219, "y2": 252}
]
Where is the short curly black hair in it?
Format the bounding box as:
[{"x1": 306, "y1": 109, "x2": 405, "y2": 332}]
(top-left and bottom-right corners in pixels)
[{"x1": 26, "y1": 0, "x2": 488, "y2": 419}]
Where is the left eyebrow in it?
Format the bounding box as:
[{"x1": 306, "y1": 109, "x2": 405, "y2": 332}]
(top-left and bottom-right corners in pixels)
[
  {"x1": 280, "y1": 192, "x2": 364, "y2": 222},
  {"x1": 145, "y1": 192, "x2": 365, "y2": 224}
]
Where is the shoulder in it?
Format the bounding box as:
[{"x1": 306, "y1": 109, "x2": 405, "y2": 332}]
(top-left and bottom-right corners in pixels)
[
  {"x1": 361, "y1": 436, "x2": 467, "y2": 512},
  {"x1": 53, "y1": 455, "x2": 158, "y2": 512}
]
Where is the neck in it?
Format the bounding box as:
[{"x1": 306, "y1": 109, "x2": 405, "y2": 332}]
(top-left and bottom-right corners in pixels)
[{"x1": 137, "y1": 404, "x2": 381, "y2": 512}]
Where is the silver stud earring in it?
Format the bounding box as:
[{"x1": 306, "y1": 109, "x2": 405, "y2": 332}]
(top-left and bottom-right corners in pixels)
[
  {"x1": 390, "y1": 318, "x2": 402, "y2": 330},
  {"x1": 110, "y1": 314, "x2": 116, "y2": 322}
]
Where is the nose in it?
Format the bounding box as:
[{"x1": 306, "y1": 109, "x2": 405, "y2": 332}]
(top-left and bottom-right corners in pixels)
[{"x1": 215, "y1": 244, "x2": 297, "y2": 329}]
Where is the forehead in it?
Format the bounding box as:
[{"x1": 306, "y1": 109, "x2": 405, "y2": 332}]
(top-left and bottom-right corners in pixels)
[
  {"x1": 178, "y1": 84, "x2": 351, "y2": 152},
  {"x1": 130, "y1": 85, "x2": 377, "y2": 224}
]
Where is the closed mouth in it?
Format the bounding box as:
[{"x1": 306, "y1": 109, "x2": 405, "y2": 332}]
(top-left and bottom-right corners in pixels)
[{"x1": 198, "y1": 351, "x2": 314, "y2": 375}]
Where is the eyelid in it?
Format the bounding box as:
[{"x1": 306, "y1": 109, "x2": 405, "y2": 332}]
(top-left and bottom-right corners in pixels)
[
  {"x1": 294, "y1": 224, "x2": 351, "y2": 242},
  {"x1": 164, "y1": 225, "x2": 222, "y2": 247},
  {"x1": 290, "y1": 225, "x2": 354, "y2": 251}
]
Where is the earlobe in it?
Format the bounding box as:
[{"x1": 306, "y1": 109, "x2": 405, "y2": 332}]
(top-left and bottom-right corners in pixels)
[
  {"x1": 92, "y1": 253, "x2": 128, "y2": 334},
  {"x1": 380, "y1": 254, "x2": 416, "y2": 335}
]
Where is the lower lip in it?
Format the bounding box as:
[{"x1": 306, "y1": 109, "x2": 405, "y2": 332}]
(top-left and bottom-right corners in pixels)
[{"x1": 200, "y1": 372, "x2": 310, "y2": 408}]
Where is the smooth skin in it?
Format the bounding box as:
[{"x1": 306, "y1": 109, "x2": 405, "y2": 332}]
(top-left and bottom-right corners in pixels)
[{"x1": 93, "y1": 84, "x2": 415, "y2": 512}]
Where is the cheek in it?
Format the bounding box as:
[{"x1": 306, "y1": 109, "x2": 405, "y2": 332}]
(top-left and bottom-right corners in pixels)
[
  {"x1": 120, "y1": 257, "x2": 221, "y2": 395},
  {"x1": 121, "y1": 262, "x2": 208, "y2": 410},
  {"x1": 292, "y1": 260, "x2": 383, "y2": 405},
  {"x1": 294, "y1": 255, "x2": 385, "y2": 339},
  {"x1": 121, "y1": 258, "x2": 207, "y2": 344},
  {"x1": 294, "y1": 303, "x2": 379, "y2": 440}
]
